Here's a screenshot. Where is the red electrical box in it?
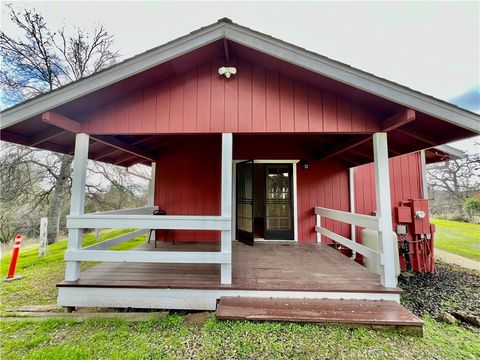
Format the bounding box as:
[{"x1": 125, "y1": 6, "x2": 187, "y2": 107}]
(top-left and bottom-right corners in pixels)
[
  {"x1": 410, "y1": 198, "x2": 430, "y2": 234},
  {"x1": 396, "y1": 206, "x2": 412, "y2": 223}
]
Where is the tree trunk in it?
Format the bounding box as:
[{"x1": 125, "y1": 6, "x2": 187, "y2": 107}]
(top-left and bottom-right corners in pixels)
[{"x1": 46, "y1": 155, "x2": 73, "y2": 244}]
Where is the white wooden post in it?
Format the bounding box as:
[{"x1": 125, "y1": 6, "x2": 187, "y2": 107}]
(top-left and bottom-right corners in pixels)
[
  {"x1": 65, "y1": 133, "x2": 89, "y2": 281},
  {"x1": 349, "y1": 167, "x2": 357, "y2": 258},
  {"x1": 373, "y1": 132, "x2": 397, "y2": 288},
  {"x1": 420, "y1": 150, "x2": 428, "y2": 199},
  {"x1": 39, "y1": 217, "x2": 48, "y2": 257},
  {"x1": 147, "y1": 162, "x2": 156, "y2": 242},
  {"x1": 148, "y1": 162, "x2": 156, "y2": 207},
  {"x1": 315, "y1": 214, "x2": 321, "y2": 243},
  {"x1": 94, "y1": 228, "x2": 100, "y2": 241},
  {"x1": 220, "y1": 133, "x2": 233, "y2": 284}
]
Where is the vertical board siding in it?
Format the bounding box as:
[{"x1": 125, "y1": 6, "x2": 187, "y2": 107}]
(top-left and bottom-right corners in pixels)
[
  {"x1": 224, "y1": 57, "x2": 239, "y2": 132},
  {"x1": 354, "y1": 152, "x2": 426, "y2": 270},
  {"x1": 154, "y1": 135, "x2": 350, "y2": 243},
  {"x1": 154, "y1": 135, "x2": 222, "y2": 242},
  {"x1": 80, "y1": 58, "x2": 380, "y2": 134},
  {"x1": 297, "y1": 160, "x2": 350, "y2": 244}
]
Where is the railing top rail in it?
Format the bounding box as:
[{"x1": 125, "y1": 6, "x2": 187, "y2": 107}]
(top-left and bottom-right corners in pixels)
[
  {"x1": 76, "y1": 214, "x2": 230, "y2": 220},
  {"x1": 86, "y1": 206, "x2": 159, "y2": 216},
  {"x1": 67, "y1": 214, "x2": 231, "y2": 231},
  {"x1": 314, "y1": 207, "x2": 379, "y2": 231}
]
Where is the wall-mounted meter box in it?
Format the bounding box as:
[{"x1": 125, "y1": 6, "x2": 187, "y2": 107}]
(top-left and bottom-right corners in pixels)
[{"x1": 410, "y1": 199, "x2": 430, "y2": 234}]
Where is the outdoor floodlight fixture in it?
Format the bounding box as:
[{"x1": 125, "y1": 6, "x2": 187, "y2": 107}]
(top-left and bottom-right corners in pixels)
[{"x1": 218, "y1": 66, "x2": 237, "y2": 78}]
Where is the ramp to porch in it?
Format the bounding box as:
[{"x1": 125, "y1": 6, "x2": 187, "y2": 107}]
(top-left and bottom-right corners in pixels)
[{"x1": 216, "y1": 297, "x2": 423, "y2": 333}]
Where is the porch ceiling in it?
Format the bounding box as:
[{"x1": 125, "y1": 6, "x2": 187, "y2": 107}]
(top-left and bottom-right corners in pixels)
[{"x1": 0, "y1": 132, "x2": 459, "y2": 169}]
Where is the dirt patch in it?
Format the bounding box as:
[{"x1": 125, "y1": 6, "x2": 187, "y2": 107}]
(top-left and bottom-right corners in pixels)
[
  {"x1": 185, "y1": 311, "x2": 211, "y2": 325},
  {"x1": 399, "y1": 261, "x2": 480, "y2": 323}
]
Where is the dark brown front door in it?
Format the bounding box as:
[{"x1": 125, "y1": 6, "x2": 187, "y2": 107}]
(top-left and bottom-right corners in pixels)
[
  {"x1": 264, "y1": 164, "x2": 294, "y2": 240},
  {"x1": 236, "y1": 160, "x2": 254, "y2": 245}
]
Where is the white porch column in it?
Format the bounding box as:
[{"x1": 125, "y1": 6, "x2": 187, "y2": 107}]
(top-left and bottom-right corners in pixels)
[
  {"x1": 147, "y1": 162, "x2": 157, "y2": 242},
  {"x1": 148, "y1": 162, "x2": 156, "y2": 207},
  {"x1": 419, "y1": 150, "x2": 428, "y2": 199},
  {"x1": 221, "y1": 133, "x2": 233, "y2": 284},
  {"x1": 65, "y1": 133, "x2": 89, "y2": 281},
  {"x1": 373, "y1": 132, "x2": 397, "y2": 288}
]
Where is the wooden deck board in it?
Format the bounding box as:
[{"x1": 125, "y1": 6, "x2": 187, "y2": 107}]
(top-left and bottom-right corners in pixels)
[
  {"x1": 216, "y1": 297, "x2": 422, "y2": 331},
  {"x1": 58, "y1": 242, "x2": 401, "y2": 294}
]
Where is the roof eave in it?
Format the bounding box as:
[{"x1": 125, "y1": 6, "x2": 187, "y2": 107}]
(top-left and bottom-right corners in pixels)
[
  {"x1": 1, "y1": 19, "x2": 479, "y2": 134},
  {"x1": 222, "y1": 23, "x2": 480, "y2": 134},
  {"x1": 431, "y1": 144, "x2": 466, "y2": 159},
  {"x1": 0, "y1": 22, "x2": 226, "y2": 130}
]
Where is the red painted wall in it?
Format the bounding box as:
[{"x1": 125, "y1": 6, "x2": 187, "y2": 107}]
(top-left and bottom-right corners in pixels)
[
  {"x1": 154, "y1": 135, "x2": 350, "y2": 243},
  {"x1": 154, "y1": 135, "x2": 221, "y2": 242},
  {"x1": 354, "y1": 151, "x2": 424, "y2": 224},
  {"x1": 353, "y1": 152, "x2": 432, "y2": 271},
  {"x1": 79, "y1": 58, "x2": 380, "y2": 135}
]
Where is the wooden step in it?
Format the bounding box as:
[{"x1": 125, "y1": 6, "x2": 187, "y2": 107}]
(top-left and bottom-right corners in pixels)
[{"x1": 216, "y1": 297, "x2": 423, "y2": 333}]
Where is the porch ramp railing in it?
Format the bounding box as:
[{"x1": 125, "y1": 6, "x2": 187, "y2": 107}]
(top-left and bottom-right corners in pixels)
[
  {"x1": 314, "y1": 207, "x2": 383, "y2": 266},
  {"x1": 65, "y1": 205, "x2": 231, "y2": 281}
]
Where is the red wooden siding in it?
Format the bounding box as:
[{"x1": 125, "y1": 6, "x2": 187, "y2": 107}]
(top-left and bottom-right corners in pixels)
[
  {"x1": 297, "y1": 160, "x2": 350, "y2": 244},
  {"x1": 354, "y1": 152, "x2": 424, "y2": 223},
  {"x1": 154, "y1": 135, "x2": 350, "y2": 243},
  {"x1": 80, "y1": 58, "x2": 380, "y2": 135},
  {"x1": 154, "y1": 136, "x2": 222, "y2": 242},
  {"x1": 354, "y1": 152, "x2": 426, "y2": 270}
]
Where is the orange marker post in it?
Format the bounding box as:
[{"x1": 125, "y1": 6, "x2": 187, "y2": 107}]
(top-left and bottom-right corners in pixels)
[{"x1": 3, "y1": 235, "x2": 23, "y2": 282}]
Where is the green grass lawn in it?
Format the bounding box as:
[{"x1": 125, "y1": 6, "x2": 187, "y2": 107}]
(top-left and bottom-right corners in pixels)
[
  {"x1": 432, "y1": 218, "x2": 480, "y2": 261},
  {"x1": 1, "y1": 315, "x2": 479, "y2": 359},
  {"x1": 0, "y1": 229, "x2": 146, "y2": 311},
  {"x1": 1, "y1": 230, "x2": 479, "y2": 359}
]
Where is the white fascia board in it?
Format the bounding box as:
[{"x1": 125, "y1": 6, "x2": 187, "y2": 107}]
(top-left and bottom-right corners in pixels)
[
  {"x1": 431, "y1": 144, "x2": 466, "y2": 159},
  {"x1": 0, "y1": 24, "x2": 226, "y2": 130},
  {"x1": 223, "y1": 25, "x2": 480, "y2": 134}
]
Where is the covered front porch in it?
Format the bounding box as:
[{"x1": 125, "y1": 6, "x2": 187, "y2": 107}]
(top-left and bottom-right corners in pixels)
[
  {"x1": 57, "y1": 240, "x2": 401, "y2": 310},
  {"x1": 62, "y1": 131, "x2": 398, "y2": 293}
]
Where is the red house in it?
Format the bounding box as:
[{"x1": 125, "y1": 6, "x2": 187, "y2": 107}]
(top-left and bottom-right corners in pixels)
[{"x1": 1, "y1": 19, "x2": 478, "y2": 327}]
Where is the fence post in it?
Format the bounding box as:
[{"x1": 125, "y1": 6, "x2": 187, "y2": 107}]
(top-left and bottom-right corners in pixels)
[
  {"x1": 39, "y1": 217, "x2": 48, "y2": 257},
  {"x1": 316, "y1": 212, "x2": 321, "y2": 243}
]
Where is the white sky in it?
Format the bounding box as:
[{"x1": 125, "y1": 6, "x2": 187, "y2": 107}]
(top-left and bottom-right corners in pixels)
[{"x1": 1, "y1": 1, "x2": 479, "y2": 153}]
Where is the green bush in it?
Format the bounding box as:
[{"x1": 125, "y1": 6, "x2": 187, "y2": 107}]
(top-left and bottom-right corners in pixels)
[{"x1": 464, "y1": 198, "x2": 480, "y2": 218}]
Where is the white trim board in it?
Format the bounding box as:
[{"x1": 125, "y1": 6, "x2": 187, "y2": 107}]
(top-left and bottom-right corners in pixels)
[
  {"x1": 58, "y1": 287, "x2": 400, "y2": 311},
  {"x1": 232, "y1": 160, "x2": 299, "y2": 242},
  {"x1": 2, "y1": 20, "x2": 478, "y2": 133}
]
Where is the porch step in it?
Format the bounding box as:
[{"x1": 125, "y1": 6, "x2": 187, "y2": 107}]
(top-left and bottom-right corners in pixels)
[{"x1": 216, "y1": 297, "x2": 423, "y2": 332}]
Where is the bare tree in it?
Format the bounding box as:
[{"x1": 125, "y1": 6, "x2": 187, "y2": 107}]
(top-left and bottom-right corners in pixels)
[
  {"x1": 427, "y1": 152, "x2": 480, "y2": 218},
  {"x1": 1, "y1": 4, "x2": 119, "y2": 244},
  {"x1": 1, "y1": 5, "x2": 118, "y2": 103}
]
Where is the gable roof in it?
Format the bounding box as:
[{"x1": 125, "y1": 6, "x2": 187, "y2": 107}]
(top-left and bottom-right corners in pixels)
[{"x1": 1, "y1": 18, "x2": 479, "y2": 133}]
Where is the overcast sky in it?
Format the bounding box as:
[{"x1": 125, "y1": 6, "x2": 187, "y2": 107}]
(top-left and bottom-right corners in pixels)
[{"x1": 2, "y1": 1, "x2": 479, "y2": 152}]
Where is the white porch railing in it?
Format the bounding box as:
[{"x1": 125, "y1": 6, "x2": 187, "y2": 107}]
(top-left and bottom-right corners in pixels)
[
  {"x1": 66, "y1": 206, "x2": 231, "y2": 274},
  {"x1": 65, "y1": 133, "x2": 233, "y2": 285},
  {"x1": 315, "y1": 207, "x2": 385, "y2": 278},
  {"x1": 314, "y1": 207, "x2": 383, "y2": 271}
]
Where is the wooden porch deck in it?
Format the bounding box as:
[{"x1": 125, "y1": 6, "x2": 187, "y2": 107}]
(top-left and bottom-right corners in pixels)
[{"x1": 58, "y1": 241, "x2": 399, "y2": 294}]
